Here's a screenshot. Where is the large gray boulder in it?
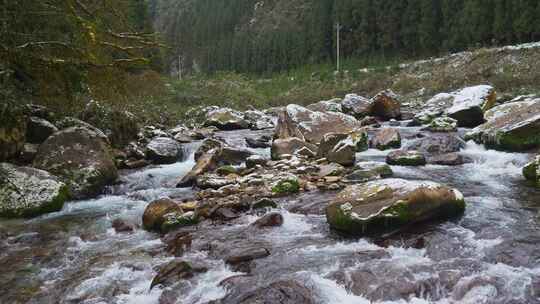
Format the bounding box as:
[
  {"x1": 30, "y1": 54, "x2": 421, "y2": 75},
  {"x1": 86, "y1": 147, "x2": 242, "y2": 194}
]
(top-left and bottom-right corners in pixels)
[
  {"x1": 277, "y1": 104, "x2": 360, "y2": 144},
  {"x1": 145, "y1": 137, "x2": 182, "y2": 164},
  {"x1": 326, "y1": 179, "x2": 465, "y2": 235},
  {"x1": 465, "y1": 99, "x2": 540, "y2": 151},
  {"x1": 414, "y1": 85, "x2": 496, "y2": 127},
  {"x1": 243, "y1": 110, "x2": 274, "y2": 130},
  {"x1": 204, "y1": 108, "x2": 249, "y2": 130},
  {"x1": 33, "y1": 126, "x2": 118, "y2": 199},
  {"x1": 341, "y1": 94, "x2": 371, "y2": 118},
  {"x1": 0, "y1": 163, "x2": 69, "y2": 218}
]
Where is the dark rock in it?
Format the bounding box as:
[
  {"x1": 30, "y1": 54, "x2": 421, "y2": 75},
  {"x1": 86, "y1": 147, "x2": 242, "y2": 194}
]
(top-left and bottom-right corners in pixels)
[
  {"x1": 246, "y1": 155, "x2": 268, "y2": 168},
  {"x1": 216, "y1": 280, "x2": 315, "y2": 304},
  {"x1": 150, "y1": 259, "x2": 208, "y2": 289},
  {"x1": 18, "y1": 143, "x2": 39, "y2": 164},
  {"x1": 523, "y1": 155, "x2": 540, "y2": 186},
  {"x1": 370, "y1": 90, "x2": 401, "y2": 120},
  {"x1": 0, "y1": 106, "x2": 26, "y2": 161},
  {"x1": 245, "y1": 137, "x2": 271, "y2": 148},
  {"x1": 225, "y1": 247, "x2": 270, "y2": 265},
  {"x1": 111, "y1": 218, "x2": 136, "y2": 233},
  {"x1": 429, "y1": 153, "x2": 466, "y2": 166},
  {"x1": 252, "y1": 198, "x2": 278, "y2": 210},
  {"x1": 251, "y1": 212, "x2": 284, "y2": 228},
  {"x1": 344, "y1": 161, "x2": 393, "y2": 182},
  {"x1": 26, "y1": 116, "x2": 58, "y2": 144}
]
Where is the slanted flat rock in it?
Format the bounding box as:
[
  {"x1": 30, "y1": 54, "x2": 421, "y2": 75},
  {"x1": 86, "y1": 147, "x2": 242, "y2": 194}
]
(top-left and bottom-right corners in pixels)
[
  {"x1": 465, "y1": 99, "x2": 540, "y2": 151},
  {"x1": 326, "y1": 179, "x2": 465, "y2": 235}
]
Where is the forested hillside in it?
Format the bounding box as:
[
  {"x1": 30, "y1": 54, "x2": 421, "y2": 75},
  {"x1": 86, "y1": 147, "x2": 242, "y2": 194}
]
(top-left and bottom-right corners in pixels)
[{"x1": 152, "y1": 0, "x2": 540, "y2": 74}]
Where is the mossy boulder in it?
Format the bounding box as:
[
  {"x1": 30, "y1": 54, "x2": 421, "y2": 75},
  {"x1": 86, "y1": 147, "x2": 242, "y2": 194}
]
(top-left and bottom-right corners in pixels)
[
  {"x1": 425, "y1": 116, "x2": 458, "y2": 133},
  {"x1": 344, "y1": 161, "x2": 393, "y2": 183},
  {"x1": 325, "y1": 179, "x2": 465, "y2": 235},
  {"x1": 272, "y1": 178, "x2": 300, "y2": 195},
  {"x1": 33, "y1": 126, "x2": 118, "y2": 199},
  {"x1": 160, "y1": 211, "x2": 199, "y2": 233},
  {"x1": 0, "y1": 163, "x2": 69, "y2": 218},
  {"x1": 142, "y1": 198, "x2": 183, "y2": 232},
  {"x1": 386, "y1": 150, "x2": 426, "y2": 166},
  {"x1": 465, "y1": 99, "x2": 540, "y2": 151},
  {"x1": 204, "y1": 107, "x2": 249, "y2": 130},
  {"x1": 523, "y1": 155, "x2": 540, "y2": 186}
]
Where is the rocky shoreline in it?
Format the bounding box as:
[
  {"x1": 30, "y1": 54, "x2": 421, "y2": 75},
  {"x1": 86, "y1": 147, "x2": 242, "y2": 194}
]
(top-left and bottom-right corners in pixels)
[{"x1": 1, "y1": 85, "x2": 540, "y2": 303}]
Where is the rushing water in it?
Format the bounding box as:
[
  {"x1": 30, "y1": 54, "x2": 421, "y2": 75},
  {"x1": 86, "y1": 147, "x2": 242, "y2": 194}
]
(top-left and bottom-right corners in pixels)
[{"x1": 1, "y1": 128, "x2": 540, "y2": 304}]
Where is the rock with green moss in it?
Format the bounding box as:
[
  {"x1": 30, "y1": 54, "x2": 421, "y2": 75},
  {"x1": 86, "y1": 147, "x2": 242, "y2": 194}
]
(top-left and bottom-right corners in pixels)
[
  {"x1": 523, "y1": 155, "x2": 540, "y2": 186},
  {"x1": 216, "y1": 165, "x2": 238, "y2": 175},
  {"x1": 465, "y1": 99, "x2": 540, "y2": 151},
  {"x1": 33, "y1": 126, "x2": 118, "y2": 199},
  {"x1": 272, "y1": 178, "x2": 300, "y2": 195},
  {"x1": 344, "y1": 161, "x2": 393, "y2": 183},
  {"x1": 0, "y1": 163, "x2": 69, "y2": 218},
  {"x1": 325, "y1": 178, "x2": 465, "y2": 235},
  {"x1": 386, "y1": 150, "x2": 426, "y2": 166},
  {"x1": 160, "y1": 211, "x2": 199, "y2": 233},
  {"x1": 142, "y1": 198, "x2": 183, "y2": 232},
  {"x1": 204, "y1": 107, "x2": 249, "y2": 130},
  {"x1": 426, "y1": 116, "x2": 458, "y2": 132}
]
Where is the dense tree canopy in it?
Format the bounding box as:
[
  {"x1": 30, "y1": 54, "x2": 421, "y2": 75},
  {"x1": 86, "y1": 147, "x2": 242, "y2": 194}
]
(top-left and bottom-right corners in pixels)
[
  {"x1": 0, "y1": 0, "x2": 161, "y2": 109},
  {"x1": 151, "y1": 0, "x2": 540, "y2": 74}
]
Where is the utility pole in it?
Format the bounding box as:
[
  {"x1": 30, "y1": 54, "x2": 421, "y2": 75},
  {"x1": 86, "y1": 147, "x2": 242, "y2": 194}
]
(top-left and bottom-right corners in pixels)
[{"x1": 336, "y1": 22, "x2": 342, "y2": 72}]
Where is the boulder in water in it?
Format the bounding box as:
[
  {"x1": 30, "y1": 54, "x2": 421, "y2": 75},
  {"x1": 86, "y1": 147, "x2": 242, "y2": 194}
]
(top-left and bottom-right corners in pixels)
[
  {"x1": 465, "y1": 99, "x2": 540, "y2": 151},
  {"x1": 386, "y1": 150, "x2": 426, "y2": 166},
  {"x1": 251, "y1": 212, "x2": 284, "y2": 228},
  {"x1": 425, "y1": 116, "x2": 458, "y2": 133},
  {"x1": 216, "y1": 280, "x2": 315, "y2": 304},
  {"x1": 344, "y1": 161, "x2": 393, "y2": 183},
  {"x1": 142, "y1": 198, "x2": 183, "y2": 232},
  {"x1": 145, "y1": 137, "x2": 181, "y2": 164},
  {"x1": 326, "y1": 178, "x2": 465, "y2": 235},
  {"x1": 0, "y1": 163, "x2": 69, "y2": 218},
  {"x1": 523, "y1": 155, "x2": 540, "y2": 186},
  {"x1": 370, "y1": 128, "x2": 401, "y2": 150},
  {"x1": 369, "y1": 90, "x2": 401, "y2": 120},
  {"x1": 406, "y1": 133, "x2": 465, "y2": 154},
  {"x1": 150, "y1": 259, "x2": 208, "y2": 290},
  {"x1": 33, "y1": 126, "x2": 118, "y2": 199}
]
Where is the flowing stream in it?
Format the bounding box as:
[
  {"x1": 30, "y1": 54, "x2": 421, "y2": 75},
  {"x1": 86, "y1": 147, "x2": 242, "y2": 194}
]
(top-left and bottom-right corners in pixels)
[{"x1": 1, "y1": 127, "x2": 540, "y2": 304}]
